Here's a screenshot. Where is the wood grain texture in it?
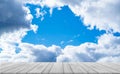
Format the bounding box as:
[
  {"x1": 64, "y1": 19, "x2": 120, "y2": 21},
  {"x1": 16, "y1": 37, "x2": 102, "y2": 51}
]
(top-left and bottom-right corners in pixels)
[
  {"x1": 63, "y1": 62, "x2": 73, "y2": 74},
  {"x1": 49, "y1": 62, "x2": 63, "y2": 74},
  {"x1": 0, "y1": 62, "x2": 120, "y2": 74}
]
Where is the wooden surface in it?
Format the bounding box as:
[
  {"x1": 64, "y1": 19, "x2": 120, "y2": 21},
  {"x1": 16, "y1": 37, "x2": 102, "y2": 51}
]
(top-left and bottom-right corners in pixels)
[{"x1": 0, "y1": 62, "x2": 120, "y2": 74}]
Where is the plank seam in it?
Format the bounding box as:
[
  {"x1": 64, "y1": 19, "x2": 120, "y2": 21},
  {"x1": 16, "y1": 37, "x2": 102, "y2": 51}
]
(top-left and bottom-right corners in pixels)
[
  {"x1": 68, "y1": 63, "x2": 74, "y2": 74},
  {"x1": 48, "y1": 62, "x2": 54, "y2": 74},
  {"x1": 77, "y1": 62, "x2": 88, "y2": 74},
  {"x1": 82, "y1": 63, "x2": 98, "y2": 74},
  {"x1": 98, "y1": 63, "x2": 120, "y2": 73},
  {"x1": 41, "y1": 62, "x2": 50, "y2": 74},
  {"x1": 1, "y1": 63, "x2": 26, "y2": 73},
  {"x1": 26, "y1": 63, "x2": 41, "y2": 74}
]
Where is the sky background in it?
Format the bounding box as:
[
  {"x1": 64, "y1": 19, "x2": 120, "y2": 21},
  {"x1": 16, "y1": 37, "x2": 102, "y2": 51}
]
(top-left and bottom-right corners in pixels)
[{"x1": 0, "y1": 0, "x2": 120, "y2": 62}]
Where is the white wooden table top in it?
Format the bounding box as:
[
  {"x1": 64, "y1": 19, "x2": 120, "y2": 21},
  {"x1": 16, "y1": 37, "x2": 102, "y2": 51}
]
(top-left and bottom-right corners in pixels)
[{"x1": 0, "y1": 62, "x2": 120, "y2": 74}]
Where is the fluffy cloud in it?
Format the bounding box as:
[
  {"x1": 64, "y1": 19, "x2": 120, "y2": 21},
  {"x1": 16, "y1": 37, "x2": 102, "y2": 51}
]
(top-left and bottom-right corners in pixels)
[
  {"x1": 19, "y1": 43, "x2": 61, "y2": 62},
  {"x1": 25, "y1": 0, "x2": 120, "y2": 32},
  {"x1": 22, "y1": 0, "x2": 63, "y2": 14},
  {"x1": 80, "y1": 0, "x2": 120, "y2": 32},
  {"x1": 0, "y1": 0, "x2": 34, "y2": 35},
  {"x1": 0, "y1": 33, "x2": 120, "y2": 62},
  {"x1": 57, "y1": 34, "x2": 120, "y2": 62},
  {"x1": 57, "y1": 43, "x2": 96, "y2": 62},
  {"x1": 0, "y1": 29, "x2": 61, "y2": 62},
  {"x1": 30, "y1": 24, "x2": 38, "y2": 33},
  {"x1": 35, "y1": 8, "x2": 47, "y2": 21},
  {"x1": 0, "y1": 0, "x2": 39, "y2": 62},
  {"x1": 97, "y1": 56, "x2": 120, "y2": 62},
  {"x1": 0, "y1": 28, "x2": 29, "y2": 62},
  {"x1": 0, "y1": 0, "x2": 120, "y2": 62},
  {"x1": 59, "y1": 0, "x2": 120, "y2": 32},
  {"x1": 67, "y1": 0, "x2": 120, "y2": 32},
  {"x1": 0, "y1": 41, "x2": 62, "y2": 62}
]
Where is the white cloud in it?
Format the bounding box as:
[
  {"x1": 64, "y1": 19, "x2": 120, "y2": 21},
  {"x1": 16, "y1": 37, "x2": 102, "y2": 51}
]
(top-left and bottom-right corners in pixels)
[
  {"x1": 96, "y1": 34, "x2": 120, "y2": 56},
  {"x1": 0, "y1": 0, "x2": 120, "y2": 62},
  {"x1": 41, "y1": 0, "x2": 63, "y2": 8},
  {"x1": 0, "y1": 28, "x2": 29, "y2": 62},
  {"x1": 26, "y1": 0, "x2": 120, "y2": 33},
  {"x1": 21, "y1": 0, "x2": 120, "y2": 33},
  {"x1": 18, "y1": 43, "x2": 61, "y2": 62},
  {"x1": 60, "y1": 41, "x2": 64, "y2": 45},
  {"x1": 0, "y1": 0, "x2": 39, "y2": 36},
  {"x1": 67, "y1": 40, "x2": 73, "y2": 43},
  {"x1": 57, "y1": 34, "x2": 120, "y2": 62},
  {"x1": 61, "y1": 0, "x2": 120, "y2": 32},
  {"x1": 0, "y1": 40, "x2": 62, "y2": 62},
  {"x1": 0, "y1": 0, "x2": 40, "y2": 62},
  {"x1": 30, "y1": 24, "x2": 38, "y2": 33},
  {"x1": 22, "y1": 0, "x2": 63, "y2": 14},
  {"x1": 74, "y1": 34, "x2": 80, "y2": 38},
  {"x1": 0, "y1": 29, "x2": 28, "y2": 44},
  {"x1": 0, "y1": 33, "x2": 120, "y2": 62},
  {"x1": 57, "y1": 43, "x2": 96, "y2": 62},
  {"x1": 36, "y1": 8, "x2": 41, "y2": 18},
  {"x1": 97, "y1": 56, "x2": 120, "y2": 62},
  {"x1": 0, "y1": 0, "x2": 62, "y2": 62},
  {"x1": 21, "y1": 0, "x2": 41, "y2": 5},
  {"x1": 0, "y1": 0, "x2": 33, "y2": 34},
  {"x1": 35, "y1": 8, "x2": 47, "y2": 21}
]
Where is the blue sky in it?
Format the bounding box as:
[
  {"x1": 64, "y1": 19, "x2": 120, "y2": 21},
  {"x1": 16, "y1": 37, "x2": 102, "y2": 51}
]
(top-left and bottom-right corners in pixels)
[
  {"x1": 0, "y1": 0, "x2": 120, "y2": 62},
  {"x1": 22, "y1": 5, "x2": 105, "y2": 48}
]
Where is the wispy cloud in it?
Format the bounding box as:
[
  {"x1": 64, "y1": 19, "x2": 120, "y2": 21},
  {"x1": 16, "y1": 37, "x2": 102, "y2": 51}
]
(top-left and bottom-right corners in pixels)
[
  {"x1": 60, "y1": 41, "x2": 65, "y2": 45},
  {"x1": 35, "y1": 8, "x2": 46, "y2": 21},
  {"x1": 74, "y1": 34, "x2": 80, "y2": 38},
  {"x1": 67, "y1": 40, "x2": 74, "y2": 43}
]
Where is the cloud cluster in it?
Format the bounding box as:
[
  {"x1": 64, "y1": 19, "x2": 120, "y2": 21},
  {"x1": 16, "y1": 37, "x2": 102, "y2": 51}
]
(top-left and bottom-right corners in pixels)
[
  {"x1": 0, "y1": 29, "x2": 29, "y2": 62},
  {"x1": 0, "y1": 0, "x2": 39, "y2": 62},
  {"x1": 64, "y1": 0, "x2": 120, "y2": 32},
  {"x1": 35, "y1": 8, "x2": 47, "y2": 21},
  {"x1": 0, "y1": 27, "x2": 61, "y2": 62},
  {"x1": 0, "y1": 0, "x2": 120, "y2": 62},
  {"x1": 0, "y1": 0, "x2": 34, "y2": 35},
  {"x1": 1, "y1": 33, "x2": 120, "y2": 62},
  {"x1": 26, "y1": 0, "x2": 120, "y2": 32},
  {"x1": 0, "y1": 40, "x2": 61, "y2": 62},
  {"x1": 57, "y1": 34, "x2": 120, "y2": 62},
  {"x1": 63, "y1": 0, "x2": 120, "y2": 32}
]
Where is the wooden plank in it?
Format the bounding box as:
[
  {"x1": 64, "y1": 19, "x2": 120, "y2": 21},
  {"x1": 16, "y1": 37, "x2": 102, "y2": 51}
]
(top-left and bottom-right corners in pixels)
[
  {"x1": 86, "y1": 63, "x2": 109, "y2": 73},
  {"x1": 0, "y1": 63, "x2": 26, "y2": 74},
  {"x1": 86, "y1": 62, "x2": 112, "y2": 74},
  {"x1": 0, "y1": 63, "x2": 15, "y2": 69},
  {"x1": 69, "y1": 62, "x2": 87, "y2": 74},
  {"x1": 0, "y1": 63, "x2": 20, "y2": 73},
  {"x1": 0, "y1": 62, "x2": 10, "y2": 65},
  {"x1": 2, "y1": 63, "x2": 30, "y2": 74},
  {"x1": 63, "y1": 62, "x2": 73, "y2": 74},
  {"x1": 1, "y1": 62, "x2": 120, "y2": 74},
  {"x1": 0, "y1": 63, "x2": 1, "y2": 74},
  {"x1": 87, "y1": 63, "x2": 115, "y2": 73},
  {"x1": 78, "y1": 62, "x2": 98, "y2": 74},
  {"x1": 42, "y1": 62, "x2": 53, "y2": 74},
  {"x1": 49, "y1": 62, "x2": 63, "y2": 74},
  {"x1": 96, "y1": 63, "x2": 120, "y2": 73},
  {"x1": 99, "y1": 63, "x2": 120, "y2": 72},
  {"x1": 113, "y1": 63, "x2": 120, "y2": 66},
  {"x1": 28, "y1": 62, "x2": 49, "y2": 74},
  {"x1": 17, "y1": 63, "x2": 39, "y2": 74}
]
